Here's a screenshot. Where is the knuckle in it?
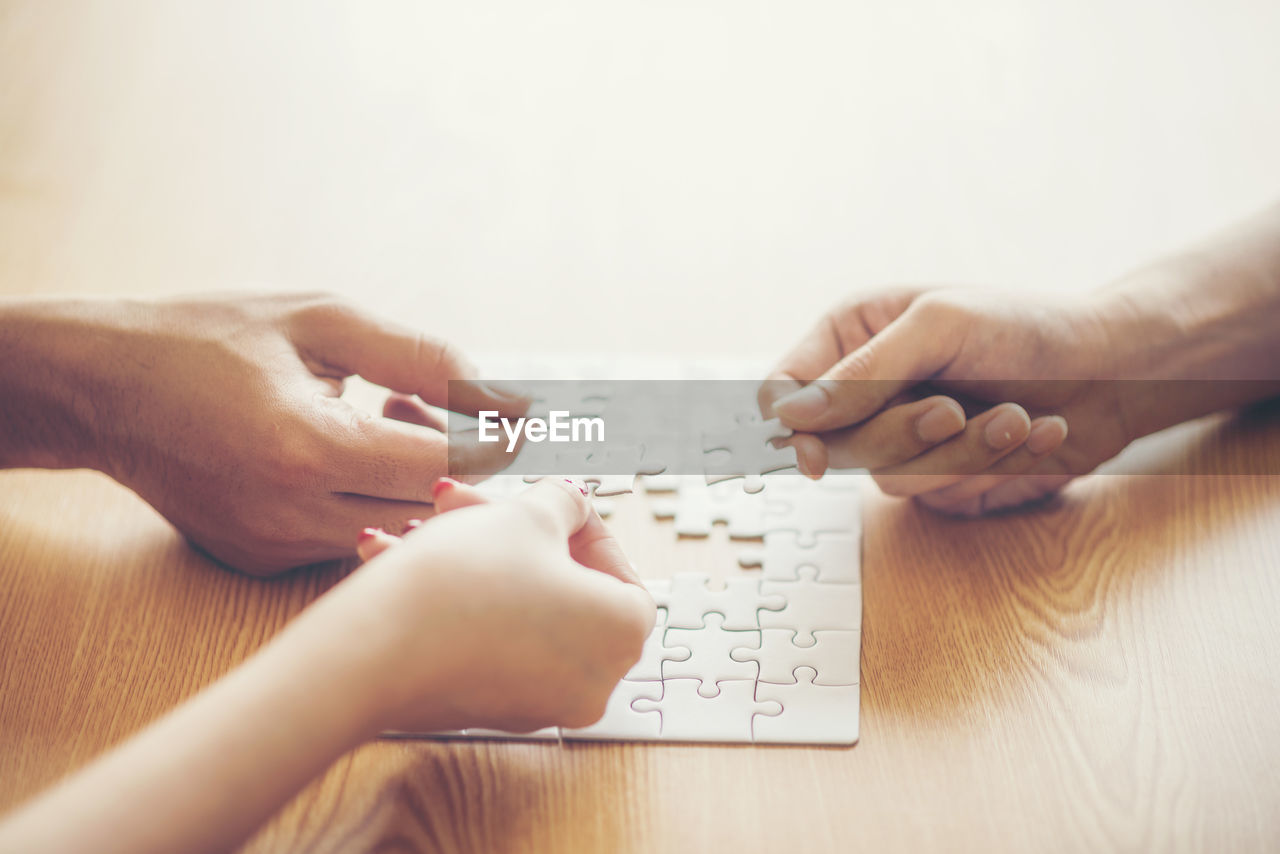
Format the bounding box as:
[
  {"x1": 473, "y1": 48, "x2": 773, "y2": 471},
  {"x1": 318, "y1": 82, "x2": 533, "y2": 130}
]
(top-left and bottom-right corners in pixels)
[
  {"x1": 910, "y1": 291, "x2": 963, "y2": 325},
  {"x1": 264, "y1": 432, "x2": 326, "y2": 489},
  {"x1": 417, "y1": 333, "x2": 469, "y2": 378},
  {"x1": 292, "y1": 293, "x2": 358, "y2": 328},
  {"x1": 830, "y1": 343, "x2": 878, "y2": 382}
]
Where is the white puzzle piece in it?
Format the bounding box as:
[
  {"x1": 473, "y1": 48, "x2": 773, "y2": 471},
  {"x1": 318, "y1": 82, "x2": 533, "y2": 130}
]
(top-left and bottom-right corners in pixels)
[
  {"x1": 737, "y1": 530, "x2": 862, "y2": 583},
  {"x1": 650, "y1": 573, "x2": 787, "y2": 630},
  {"x1": 625, "y1": 602, "x2": 690, "y2": 681},
  {"x1": 762, "y1": 482, "x2": 861, "y2": 546},
  {"x1": 561, "y1": 680, "x2": 663, "y2": 741},
  {"x1": 701, "y1": 417, "x2": 797, "y2": 485},
  {"x1": 633, "y1": 678, "x2": 782, "y2": 742},
  {"x1": 753, "y1": 668, "x2": 860, "y2": 745},
  {"x1": 393, "y1": 357, "x2": 864, "y2": 748},
  {"x1": 650, "y1": 480, "x2": 766, "y2": 538},
  {"x1": 638, "y1": 473, "x2": 683, "y2": 493},
  {"x1": 662, "y1": 613, "x2": 761, "y2": 695},
  {"x1": 759, "y1": 566, "x2": 862, "y2": 645},
  {"x1": 729, "y1": 628, "x2": 861, "y2": 686}
]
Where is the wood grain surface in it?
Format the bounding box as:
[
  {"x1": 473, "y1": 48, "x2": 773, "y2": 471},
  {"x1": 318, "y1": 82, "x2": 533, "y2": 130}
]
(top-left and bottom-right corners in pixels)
[{"x1": 3, "y1": 3, "x2": 1280, "y2": 851}]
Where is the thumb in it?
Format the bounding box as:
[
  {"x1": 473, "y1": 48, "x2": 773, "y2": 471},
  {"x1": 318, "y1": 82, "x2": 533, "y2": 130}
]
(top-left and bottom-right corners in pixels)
[
  {"x1": 512, "y1": 477, "x2": 592, "y2": 541},
  {"x1": 771, "y1": 300, "x2": 960, "y2": 431}
]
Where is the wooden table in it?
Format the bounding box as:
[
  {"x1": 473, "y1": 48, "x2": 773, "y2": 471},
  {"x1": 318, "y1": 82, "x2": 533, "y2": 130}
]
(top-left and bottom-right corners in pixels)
[{"x1": 4, "y1": 3, "x2": 1280, "y2": 850}]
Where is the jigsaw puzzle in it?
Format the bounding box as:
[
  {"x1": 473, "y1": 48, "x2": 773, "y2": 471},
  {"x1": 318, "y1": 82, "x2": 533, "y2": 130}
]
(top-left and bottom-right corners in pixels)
[
  {"x1": 649, "y1": 480, "x2": 767, "y2": 538},
  {"x1": 394, "y1": 356, "x2": 863, "y2": 746}
]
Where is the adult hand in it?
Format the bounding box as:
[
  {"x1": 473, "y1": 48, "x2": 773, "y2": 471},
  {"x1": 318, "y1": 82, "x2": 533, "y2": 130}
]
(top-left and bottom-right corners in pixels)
[
  {"x1": 0, "y1": 292, "x2": 525, "y2": 573},
  {"x1": 762, "y1": 286, "x2": 1128, "y2": 515}
]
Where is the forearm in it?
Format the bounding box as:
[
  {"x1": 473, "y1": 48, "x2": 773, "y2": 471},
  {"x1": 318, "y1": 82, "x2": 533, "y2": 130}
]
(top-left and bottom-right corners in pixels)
[
  {"x1": 0, "y1": 298, "x2": 126, "y2": 470},
  {"x1": 0, "y1": 567, "x2": 413, "y2": 854},
  {"x1": 1095, "y1": 202, "x2": 1280, "y2": 438}
]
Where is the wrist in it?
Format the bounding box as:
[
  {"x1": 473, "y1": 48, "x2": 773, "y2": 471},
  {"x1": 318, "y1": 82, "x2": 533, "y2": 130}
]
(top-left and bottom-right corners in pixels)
[
  {"x1": 265, "y1": 554, "x2": 452, "y2": 739},
  {"x1": 1090, "y1": 252, "x2": 1280, "y2": 439},
  {"x1": 0, "y1": 299, "x2": 126, "y2": 470}
]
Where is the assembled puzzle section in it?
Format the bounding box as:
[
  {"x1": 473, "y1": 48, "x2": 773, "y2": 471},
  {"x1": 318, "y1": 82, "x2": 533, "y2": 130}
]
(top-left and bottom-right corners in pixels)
[
  {"x1": 402, "y1": 475, "x2": 863, "y2": 747},
  {"x1": 393, "y1": 356, "x2": 864, "y2": 746}
]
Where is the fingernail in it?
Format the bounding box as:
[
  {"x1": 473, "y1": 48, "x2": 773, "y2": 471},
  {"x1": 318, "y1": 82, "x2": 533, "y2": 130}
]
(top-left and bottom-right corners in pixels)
[
  {"x1": 404, "y1": 518, "x2": 426, "y2": 531},
  {"x1": 432, "y1": 477, "x2": 460, "y2": 500},
  {"x1": 1026, "y1": 416, "x2": 1067, "y2": 455},
  {"x1": 984, "y1": 408, "x2": 1029, "y2": 451},
  {"x1": 772, "y1": 384, "x2": 829, "y2": 422},
  {"x1": 915, "y1": 402, "x2": 964, "y2": 443},
  {"x1": 358, "y1": 527, "x2": 384, "y2": 544},
  {"x1": 564, "y1": 477, "x2": 589, "y2": 496}
]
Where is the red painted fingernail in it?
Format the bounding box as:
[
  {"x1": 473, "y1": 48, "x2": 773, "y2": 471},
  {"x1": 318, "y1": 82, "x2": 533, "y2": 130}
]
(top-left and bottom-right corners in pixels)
[
  {"x1": 358, "y1": 527, "x2": 383, "y2": 544},
  {"x1": 564, "y1": 477, "x2": 589, "y2": 496},
  {"x1": 432, "y1": 477, "x2": 461, "y2": 500}
]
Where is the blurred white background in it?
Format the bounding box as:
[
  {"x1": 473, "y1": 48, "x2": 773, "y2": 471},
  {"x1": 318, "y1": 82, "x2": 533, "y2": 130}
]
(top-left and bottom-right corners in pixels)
[{"x1": 4, "y1": 0, "x2": 1279, "y2": 357}]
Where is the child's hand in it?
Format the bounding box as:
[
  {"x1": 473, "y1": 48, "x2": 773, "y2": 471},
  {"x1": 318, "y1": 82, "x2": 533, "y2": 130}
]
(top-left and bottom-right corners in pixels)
[{"x1": 333, "y1": 477, "x2": 655, "y2": 734}]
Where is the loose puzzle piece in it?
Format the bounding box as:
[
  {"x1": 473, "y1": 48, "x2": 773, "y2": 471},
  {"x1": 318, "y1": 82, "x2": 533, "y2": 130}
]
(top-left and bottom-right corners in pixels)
[
  {"x1": 737, "y1": 530, "x2": 861, "y2": 583},
  {"x1": 514, "y1": 381, "x2": 613, "y2": 418},
  {"x1": 633, "y1": 678, "x2": 782, "y2": 742},
  {"x1": 701, "y1": 416, "x2": 797, "y2": 485},
  {"x1": 759, "y1": 566, "x2": 862, "y2": 645},
  {"x1": 662, "y1": 613, "x2": 761, "y2": 695},
  {"x1": 638, "y1": 473, "x2": 683, "y2": 493},
  {"x1": 729, "y1": 628, "x2": 860, "y2": 685},
  {"x1": 560, "y1": 680, "x2": 663, "y2": 741},
  {"x1": 753, "y1": 667, "x2": 860, "y2": 745},
  {"x1": 651, "y1": 573, "x2": 787, "y2": 630},
  {"x1": 762, "y1": 473, "x2": 862, "y2": 494},
  {"x1": 650, "y1": 480, "x2": 766, "y2": 538}
]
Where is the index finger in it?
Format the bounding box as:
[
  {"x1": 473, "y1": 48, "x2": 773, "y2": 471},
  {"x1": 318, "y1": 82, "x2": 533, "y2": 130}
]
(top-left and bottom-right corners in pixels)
[
  {"x1": 759, "y1": 289, "x2": 921, "y2": 417},
  {"x1": 294, "y1": 302, "x2": 529, "y2": 416}
]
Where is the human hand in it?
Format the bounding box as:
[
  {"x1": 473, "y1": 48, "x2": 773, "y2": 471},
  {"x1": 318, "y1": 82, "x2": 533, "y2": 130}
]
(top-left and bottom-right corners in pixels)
[
  {"x1": 334, "y1": 477, "x2": 654, "y2": 734},
  {"x1": 761, "y1": 286, "x2": 1130, "y2": 515},
  {"x1": 0, "y1": 476, "x2": 653, "y2": 854},
  {"x1": 58, "y1": 293, "x2": 524, "y2": 573}
]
